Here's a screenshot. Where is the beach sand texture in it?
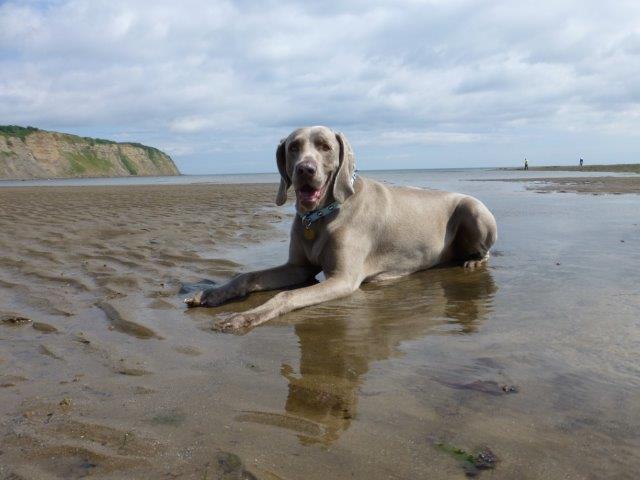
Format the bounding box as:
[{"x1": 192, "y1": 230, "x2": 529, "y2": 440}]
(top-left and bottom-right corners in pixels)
[
  {"x1": 492, "y1": 175, "x2": 640, "y2": 195},
  {"x1": 1, "y1": 176, "x2": 639, "y2": 479}
]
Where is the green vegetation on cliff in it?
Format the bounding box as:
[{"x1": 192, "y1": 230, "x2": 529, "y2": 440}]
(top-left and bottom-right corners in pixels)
[
  {"x1": 0, "y1": 125, "x2": 180, "y2": 179},
  {"x1": 0, "y1": 125, "x2": 40, "y2": 140},
  {"x1": 118, "y1": 151, "x2": 139, "y2": 175},
  {"x1": 66, "y1": 149, "x2": 114, "y2": 174}
]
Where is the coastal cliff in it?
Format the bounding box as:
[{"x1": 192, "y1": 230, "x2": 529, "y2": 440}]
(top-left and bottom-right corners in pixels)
[{"x1": 0, "y1": 126, "x2": 180, "y2": 179}]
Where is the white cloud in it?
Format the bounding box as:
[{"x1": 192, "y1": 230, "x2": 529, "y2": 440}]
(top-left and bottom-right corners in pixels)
[
  {"x1": 0, "y1": 0, "x2": 639, "y2": 172},
  {"x1": 376, "y1": 131, "x2": 492, "y2": 145},
  {"x1": 169, "y1": 116, "x2": 216, "y2": 134}
]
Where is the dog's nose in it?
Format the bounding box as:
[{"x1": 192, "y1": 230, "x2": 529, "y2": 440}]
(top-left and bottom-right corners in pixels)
[{"x1": 296, "y1": 160, "x2": 317, "y2": 177}]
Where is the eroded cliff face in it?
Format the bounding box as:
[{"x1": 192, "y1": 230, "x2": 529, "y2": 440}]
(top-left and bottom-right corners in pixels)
[{"x1": 0, "y1": 126, "x2": 180, "y2": 179}]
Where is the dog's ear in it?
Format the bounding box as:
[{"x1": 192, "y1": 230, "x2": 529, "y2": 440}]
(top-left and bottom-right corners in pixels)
[
  {"x1": 275, "y1": 138, "x2": 290, "y2": 206},
  {"x1": 333, "y1": 131, "x2": 356, "y2": 203}
]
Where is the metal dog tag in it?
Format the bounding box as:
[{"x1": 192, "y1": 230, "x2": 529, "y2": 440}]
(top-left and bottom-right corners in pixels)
[{"x1": 303, "y1": 228, "x2": 315, "y2": 240}]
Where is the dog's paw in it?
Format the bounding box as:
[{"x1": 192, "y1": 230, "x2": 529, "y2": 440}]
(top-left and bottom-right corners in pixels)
[
  {"x1": 463, "y1": 259, "x2": 482, "y2": 269},
  {"x1": 184, "y1": 287, "x2": 228, "y2": 308},
  {"x1": 184, "y1": 289, "x2": 206, "y2": 308},
  {"x1": 213, "y1": 312, "x2": 259, "y2": 333}
]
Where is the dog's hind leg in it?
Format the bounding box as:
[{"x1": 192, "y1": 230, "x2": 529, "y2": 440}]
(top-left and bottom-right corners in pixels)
[{"x1": 449, "y1": 197, "x2": 497, "y2": 268}]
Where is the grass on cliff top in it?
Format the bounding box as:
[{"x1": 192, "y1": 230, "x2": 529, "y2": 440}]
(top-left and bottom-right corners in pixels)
[
  {"x1": 1, "y1": 125, "x2": 151, "y2": 150},
  {"x1": 0, "y1": 125, "x2": 40, "y2": 140},
  {"x1": 59, "y1": 133, "x2": 115, "y2": 146},
  {"x1": 81, "y1": 136, "x2": 116, "y2": 145},
  {"x1": 0, "y1": 125, "x2": 115, "y2": 147}
]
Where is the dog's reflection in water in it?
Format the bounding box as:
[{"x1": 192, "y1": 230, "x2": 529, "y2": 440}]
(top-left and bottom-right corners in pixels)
[{"x1": 277, "y1": 267, "x2": 497, "y2": 444}]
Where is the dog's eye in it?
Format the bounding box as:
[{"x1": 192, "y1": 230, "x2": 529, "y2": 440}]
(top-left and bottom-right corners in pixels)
[
  {"x1": 318, "y1": 142, "x2": 331, "y2": 152},
  {"x1": 289, "y1": 143, "x2": 299, "y2": 152}
]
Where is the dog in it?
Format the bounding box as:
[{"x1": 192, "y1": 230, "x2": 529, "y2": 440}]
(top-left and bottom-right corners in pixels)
[{"x1": 185, "y1": 126, "x2": 497, "y2": 332}]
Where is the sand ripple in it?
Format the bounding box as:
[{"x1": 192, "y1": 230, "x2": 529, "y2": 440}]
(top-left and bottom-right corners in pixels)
[{"x1": 0, "y1": 183, "x2": 284, "y2": 477}]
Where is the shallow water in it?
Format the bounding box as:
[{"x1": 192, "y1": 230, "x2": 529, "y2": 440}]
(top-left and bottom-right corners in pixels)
[
  {"x1": 0, "y1": 170, "x2": 639, "y2": 479},
  {"x1": 1, "y1": 166, "x2": 635, "y2": 188}
]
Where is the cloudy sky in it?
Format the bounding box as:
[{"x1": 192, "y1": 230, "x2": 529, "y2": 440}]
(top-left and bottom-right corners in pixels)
[{"x1": 1, "y1": 0, "x2": 639, "y2": 174}]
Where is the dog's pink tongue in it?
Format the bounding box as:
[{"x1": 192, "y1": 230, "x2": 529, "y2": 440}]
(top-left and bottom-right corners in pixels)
[{"x1": 299, "y1": 188, "x2": 320, "y2": 203}]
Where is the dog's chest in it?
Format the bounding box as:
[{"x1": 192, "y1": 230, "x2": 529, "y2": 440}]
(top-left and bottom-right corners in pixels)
[{"x1": 301, "y1": 233, "x2": 328, "y2": 266}]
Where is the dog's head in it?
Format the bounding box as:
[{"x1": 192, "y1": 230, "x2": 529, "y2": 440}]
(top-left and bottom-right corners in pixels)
[{"x1": 275, "y1": 126, "x2": 355, "y2": 213}]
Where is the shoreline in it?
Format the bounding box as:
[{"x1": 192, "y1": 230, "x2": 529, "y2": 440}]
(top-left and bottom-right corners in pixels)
[
  {"x1": 2, "y1": 163, "x2": 639, "y2": 184},
  {"x1": 0, "y1": 172, "x2": 183, "y2": 182},
  {"x1": 500, "y1": 163, "x2": 640, "y2": 174},
  {"x1": 3, "y1": 166, "x2": 640, "y2": 197},
  {"x1": 483, "y1": 175, "x2": 640, "y2": 195}
]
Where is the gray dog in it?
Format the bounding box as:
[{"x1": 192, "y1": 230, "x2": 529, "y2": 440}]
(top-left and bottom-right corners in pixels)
[{"x1": 185, "y1": 126, "x2": 497, "y2": 332}]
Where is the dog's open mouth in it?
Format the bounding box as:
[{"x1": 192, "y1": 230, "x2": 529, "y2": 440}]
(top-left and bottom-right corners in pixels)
[{"x1": 296, "y1": 181, "x2": 327, "y2": 207}]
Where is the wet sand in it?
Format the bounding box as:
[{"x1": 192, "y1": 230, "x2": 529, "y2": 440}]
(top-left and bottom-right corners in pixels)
[
  {"x1": 487, "y1": 175, "x2": 640, "y2": 195},
  {"x1": 1, "y1": 178, "x2": 639, "y2": 479},
  {"x1": 504, "y1": 163, "x2": 640, "y2": 174}
]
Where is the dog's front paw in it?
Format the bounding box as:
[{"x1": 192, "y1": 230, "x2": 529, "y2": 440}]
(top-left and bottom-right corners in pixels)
[
  {"x1": 184, "y1": 289, "x2": 206, "y2": 308},
  {"x1": 184, "y1": 287, "x2": 227, "y2": 308},
  {"x1": 213, "y1": 312, "x2": 259, "y2": 333}
]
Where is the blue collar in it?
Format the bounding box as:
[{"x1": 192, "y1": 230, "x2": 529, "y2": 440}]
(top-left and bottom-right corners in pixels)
[
  {"x1": 298, "y1": 201, "x2": 340, "y2": 228},
  {"x1": 297, "y1": 172, "x2": 358, "y2": 228}
]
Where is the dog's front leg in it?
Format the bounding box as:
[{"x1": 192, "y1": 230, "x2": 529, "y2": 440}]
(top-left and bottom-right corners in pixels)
[
  {"x1": 184, "y1": 263, "x2": 318, "y2": 308},
  {"x1": 214, "y1": 275, "x2": 360, "y2": 332}
]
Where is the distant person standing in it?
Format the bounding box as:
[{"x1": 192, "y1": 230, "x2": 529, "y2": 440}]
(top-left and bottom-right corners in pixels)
[
  {"x1": 580, "y1": 158, "x2": 584, "y2": 167},
  {"x1": 524, "y1": 158, "x2": 529, "y2": 170}
]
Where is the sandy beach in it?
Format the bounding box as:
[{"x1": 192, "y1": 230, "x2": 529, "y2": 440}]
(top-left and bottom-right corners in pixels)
[
  {"x1": 487, "y1": 175, "x2": 640, "y2": 195},
  {"x1": 0, "y1": 184, "x2": 288, "y2": 479},
  {"x1": 525, "y1": 164, "x2": 640, "y2": 174},
  {"x1": 494, "y1": 164, "x2": 640, "y2": 195},
  {"x1": 1, "y1": 172, "x2": 639, "y2": 479}
]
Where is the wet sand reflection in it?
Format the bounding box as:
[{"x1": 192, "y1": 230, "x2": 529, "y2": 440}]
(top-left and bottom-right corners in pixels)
[{"x1": 280, "y1": 267, "x2": 497, "y2": 444}]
